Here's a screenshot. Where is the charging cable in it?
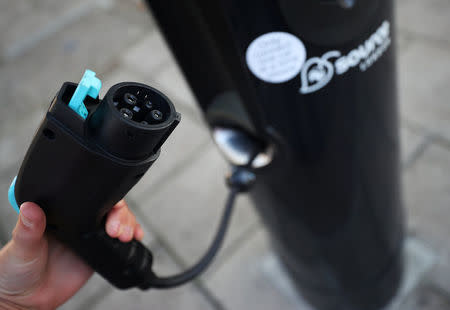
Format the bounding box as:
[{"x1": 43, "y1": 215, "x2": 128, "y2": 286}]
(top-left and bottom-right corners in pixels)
[{"x1": 145, "y1": 166, "x2": 256, "y2": 289}]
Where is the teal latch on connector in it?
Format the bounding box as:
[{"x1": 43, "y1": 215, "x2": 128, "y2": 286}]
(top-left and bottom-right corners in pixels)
[
  {"x1": 8, "y1": 176, "x2": 20, "y2": 214},
  {"x1": 68, "y1": 69, "x2": 102, "y2": 119}
]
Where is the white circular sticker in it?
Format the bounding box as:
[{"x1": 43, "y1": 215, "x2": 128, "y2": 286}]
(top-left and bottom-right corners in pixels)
[{"x1": 246, "y1": 32, "x2": 306, "y2": 84}]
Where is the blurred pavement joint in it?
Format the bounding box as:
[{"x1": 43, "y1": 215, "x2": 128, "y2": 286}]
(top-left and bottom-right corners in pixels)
[{"x1": 402, "y1": 133, "x2": 434, "y2": 170}]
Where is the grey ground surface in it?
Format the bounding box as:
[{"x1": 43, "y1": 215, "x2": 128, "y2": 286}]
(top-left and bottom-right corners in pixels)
[{"x1": 0, "y1": 0, "x2": 449, "y2": 309}]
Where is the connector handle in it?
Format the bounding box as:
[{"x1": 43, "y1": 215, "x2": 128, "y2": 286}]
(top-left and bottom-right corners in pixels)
[{"x1": 69, "y1": 228, "x2": 155, "y2": 289}]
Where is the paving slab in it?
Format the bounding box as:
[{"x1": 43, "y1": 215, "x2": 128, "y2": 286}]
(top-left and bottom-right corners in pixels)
[
  {"x1": 112, "y1": 0, "x2": 153, "y2": 27},
  {"x1": 134, "y1": 145, "x2": 260, "y2": 275},
  {"x1": 146, "y1": 60, "x2": 198, "y2": 108},
  {"x1": 0, "y1": 0, "x2": 154, "y2": 137},
  {"x1": 120, "y1": 29, "x2": 173, "y2": 78},
  {"x1": 399, "y1": 286, "x2": 450, "y2": 310},
  {"x1": 0, "y1": 0, "x2": 153, "y2": 63},
  {"x1": 117, "y1": 26, "x2": 199, "y2": 109},
  {"x1": 0, "y1": 0, "x2": 95, "y2": 61},
  {"x1": 94, "y1": 243, "x2": 216, "y2": 310},
  {"x1": 207, "y1": 229, "x2": 313, "y2": 310},
  {"x1": 398, "y1": 40, "x2": 450, "y2": 140},
  {"x1": 403, "y1": 144, "x2": 450, "y2": 261},
  {"x1": 0, "y1": 109, "x2": 44, "y2": 175},
  {"x1": 397, "y1": 0, "x2": 450, "y2": 45},
  {"x1": 396, "y1": 32, "x2": 413, "y2": 55},
  {"x1": 425, "y1": 261, "x2": 450, "y2": 298}
]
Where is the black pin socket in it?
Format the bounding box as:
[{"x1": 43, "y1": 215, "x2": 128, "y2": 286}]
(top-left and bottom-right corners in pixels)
[{"x1": 88, "y1": 82, "x2": 180, "y2": 160}]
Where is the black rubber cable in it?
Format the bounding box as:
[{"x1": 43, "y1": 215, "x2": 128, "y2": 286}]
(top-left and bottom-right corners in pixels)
[{"x1": 148, "y1": 186, "x2": 241, "y2": 289}]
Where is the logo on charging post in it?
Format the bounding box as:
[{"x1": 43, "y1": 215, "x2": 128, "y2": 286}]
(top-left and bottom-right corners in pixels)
[
  {"x1": 246, "y1": 21, "x2": 392, "y2": 95},
  {"x1": 300, "y1": 21, "x2": 391, "y2": 94}
]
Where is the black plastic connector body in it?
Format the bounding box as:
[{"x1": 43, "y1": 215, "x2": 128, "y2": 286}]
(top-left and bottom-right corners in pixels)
[{"x1": 13, "y1": 81, "x2": 180, "y2": 289}]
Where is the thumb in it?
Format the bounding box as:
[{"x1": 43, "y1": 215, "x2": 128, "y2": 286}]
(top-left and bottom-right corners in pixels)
[
  {"x1": 10, "y1": 202, "x2": 47, "y2": 262},
  {"x1": 0, "y1": 202, "x2": 48, "y2": 296}
]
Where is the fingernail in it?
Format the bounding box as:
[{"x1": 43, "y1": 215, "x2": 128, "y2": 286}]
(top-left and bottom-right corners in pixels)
[
  {"x1": 20, "y1": 204, "x2": 33, "y2": 228},
  {"x1": 107, "y1": 220, "x2": 121, "y2": 236}
]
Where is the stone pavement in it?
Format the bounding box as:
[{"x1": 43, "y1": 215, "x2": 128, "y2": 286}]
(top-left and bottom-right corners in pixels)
[{"x1": 0, "y1": 0, "x2": 449, "y2": 309}]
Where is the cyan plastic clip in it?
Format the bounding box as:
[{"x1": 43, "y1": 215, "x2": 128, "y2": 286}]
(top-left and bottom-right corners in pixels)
[
  {"x1": 8, "y1": 176, "x2": 20, "y2": 214},
  {"x1": 68, "y1": 69, "x2": 102, "y2": 119}
]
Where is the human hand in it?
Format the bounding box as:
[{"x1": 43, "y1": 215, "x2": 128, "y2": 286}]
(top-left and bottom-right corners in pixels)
[{"x1": 0, "y1": 200, "x2": 143, "y2": 310}]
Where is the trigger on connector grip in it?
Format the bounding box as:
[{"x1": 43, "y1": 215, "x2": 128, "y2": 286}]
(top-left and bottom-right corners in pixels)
[{"x1": 75, "y1": 229, "x2": 155, "y2": 290}]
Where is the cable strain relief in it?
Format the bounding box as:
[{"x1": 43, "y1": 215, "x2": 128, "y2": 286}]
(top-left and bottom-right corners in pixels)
[
  {"x1": 138, "y1": 271, "x2": 159, "y2": 290},
  {"x1": 226, "y1": 166, "x2": 256, "y2": 193}
]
